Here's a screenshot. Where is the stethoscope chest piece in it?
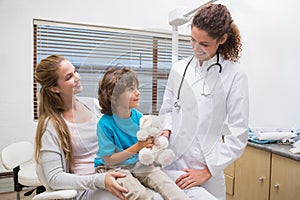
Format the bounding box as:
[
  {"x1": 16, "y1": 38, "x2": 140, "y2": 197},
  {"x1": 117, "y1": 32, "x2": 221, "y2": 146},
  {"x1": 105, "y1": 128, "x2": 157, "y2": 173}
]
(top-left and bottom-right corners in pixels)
[{"x1": 174, "y1": 100, "x2": 181, "y2": 111}]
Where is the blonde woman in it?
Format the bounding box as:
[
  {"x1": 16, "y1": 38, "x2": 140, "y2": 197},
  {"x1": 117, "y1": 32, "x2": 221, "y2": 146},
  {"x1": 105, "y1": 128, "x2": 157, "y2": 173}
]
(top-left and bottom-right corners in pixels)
[{"x1": 35, "y1": 55, "x2": 128, "y2": 200}]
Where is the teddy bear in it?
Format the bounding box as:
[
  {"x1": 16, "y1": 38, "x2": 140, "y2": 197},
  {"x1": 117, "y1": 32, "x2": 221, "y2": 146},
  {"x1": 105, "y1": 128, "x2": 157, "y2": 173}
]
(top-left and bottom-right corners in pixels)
[{"x1": 136, "y1": 115, "x2": 175, "y2": 167}]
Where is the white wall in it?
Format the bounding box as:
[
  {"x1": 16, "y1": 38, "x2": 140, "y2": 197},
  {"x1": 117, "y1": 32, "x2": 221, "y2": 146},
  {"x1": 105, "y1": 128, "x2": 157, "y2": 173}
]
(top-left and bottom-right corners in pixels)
[
  {"x1": 1, "y1": 0, "x2": 300, "y2": 172},
  {"x1": 230, "y1": 0, "x2": 300, "y2": 130}
]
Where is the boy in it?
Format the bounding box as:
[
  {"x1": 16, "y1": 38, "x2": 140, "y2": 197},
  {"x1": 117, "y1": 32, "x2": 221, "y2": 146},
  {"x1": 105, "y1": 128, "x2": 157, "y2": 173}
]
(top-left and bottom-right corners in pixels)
[{"x1": 94, "y1": 67, "x2": 190, "y2": 200}]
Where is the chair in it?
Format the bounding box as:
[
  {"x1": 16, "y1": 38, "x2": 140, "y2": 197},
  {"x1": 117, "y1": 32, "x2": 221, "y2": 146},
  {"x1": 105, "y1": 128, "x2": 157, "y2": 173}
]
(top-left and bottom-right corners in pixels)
[
  {"x1": 1, "y1": 141, "x2": 77, "y2": 200},
  {"x1": 1, "y1": 141, "x2": 42, "y2": 199},
  {"x1": 32, "y1": 189, "x2": 78, "y2": 200}
]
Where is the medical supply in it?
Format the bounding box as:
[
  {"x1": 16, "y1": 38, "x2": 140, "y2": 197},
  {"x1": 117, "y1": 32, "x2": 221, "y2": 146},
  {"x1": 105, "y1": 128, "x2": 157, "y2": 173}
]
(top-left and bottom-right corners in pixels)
[
  {"x1": 248, "y1": 127, "x2": 297, "y2": 144},
  {"x1": 288, "y1": 123, "x2": 300, "y2": 154},
  {"x1": 255, "y1": 131, "x2": 296, "y2": 141},
  {"x1": 291, "y1": 122, "x2": 300, "y2": 135},
  {"x1": 289, "y1": 146, "x2": 300, "y2": 154},
  {"x1": 292, "y1": 140, "x2": 300, "y2": 148},
  {"x1": 277, "y1": 138, "x2": 295, "y2": 145},
  {"x1": 248, "y1": 128, "x2": 276, "y2": 144}
]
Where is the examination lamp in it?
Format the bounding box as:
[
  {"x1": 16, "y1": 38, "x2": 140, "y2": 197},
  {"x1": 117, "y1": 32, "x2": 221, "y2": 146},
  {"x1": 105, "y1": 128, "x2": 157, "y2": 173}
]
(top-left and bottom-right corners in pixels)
[{"x1": 168, "y1": 0, "x2": 218, "y2": 63}]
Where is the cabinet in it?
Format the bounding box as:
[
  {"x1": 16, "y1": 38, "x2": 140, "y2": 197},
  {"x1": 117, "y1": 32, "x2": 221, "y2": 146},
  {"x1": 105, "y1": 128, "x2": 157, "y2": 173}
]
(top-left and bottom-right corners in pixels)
[
  {"x1": 234, "y1": 146, "x2": 271, "y2": 200},
  {"x1": 225, "y1": 145, "x2": 300, "y2": 200},
  {"x1": 270, "y1": 154, "x2": 300, "y2": 200}
]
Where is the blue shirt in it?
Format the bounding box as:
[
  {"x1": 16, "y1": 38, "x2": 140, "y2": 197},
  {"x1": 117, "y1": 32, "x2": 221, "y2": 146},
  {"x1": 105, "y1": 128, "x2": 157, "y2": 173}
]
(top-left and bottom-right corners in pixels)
[{"x1": 94, "y1": 108, "x2": 143, "y2": 167}]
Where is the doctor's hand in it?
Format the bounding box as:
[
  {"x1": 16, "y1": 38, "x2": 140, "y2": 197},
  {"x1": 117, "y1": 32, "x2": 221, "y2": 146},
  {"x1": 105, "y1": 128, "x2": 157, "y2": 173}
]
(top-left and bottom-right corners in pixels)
[
  {"x1": 161, "y1": 129, "x2": 171, "y2": 139},
  {"x1": 104, "y1": 172, "x2": 128, "y2": 200},
  {"x1": 175, "y1": 166, "x2": 212, "y2": 190}
]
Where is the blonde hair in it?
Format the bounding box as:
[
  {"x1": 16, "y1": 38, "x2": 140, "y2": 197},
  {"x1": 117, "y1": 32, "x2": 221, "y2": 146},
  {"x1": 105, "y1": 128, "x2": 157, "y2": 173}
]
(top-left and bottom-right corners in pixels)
[{"x1": 35, "y1": 55, "x2": 74, "y2": 167}]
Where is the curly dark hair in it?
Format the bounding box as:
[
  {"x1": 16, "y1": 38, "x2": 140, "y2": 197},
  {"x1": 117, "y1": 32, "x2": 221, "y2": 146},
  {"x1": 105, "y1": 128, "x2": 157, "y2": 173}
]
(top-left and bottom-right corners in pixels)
[
  {"x1": 192, "y1": 4, "x2": 242, "y2": 62},
  {"x1": 98, "y1": 67, "x2": 139, "y2": 115}
]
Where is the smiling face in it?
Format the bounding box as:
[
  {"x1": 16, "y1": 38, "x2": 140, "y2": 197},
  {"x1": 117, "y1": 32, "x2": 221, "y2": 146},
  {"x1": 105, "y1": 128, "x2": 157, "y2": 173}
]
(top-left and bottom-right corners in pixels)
[
  {"x1": 117, "y1": 83, "x2": 140, "y2": 110},
  {"x1": 50, "y1": 59, "x2": 82, "y2": 97},
  {"x1": 98, "y1": 67, "x2": 139, "y2": 116},
  {"x1": 190, "y1": 26, "x2": 227, "y2": 62}
]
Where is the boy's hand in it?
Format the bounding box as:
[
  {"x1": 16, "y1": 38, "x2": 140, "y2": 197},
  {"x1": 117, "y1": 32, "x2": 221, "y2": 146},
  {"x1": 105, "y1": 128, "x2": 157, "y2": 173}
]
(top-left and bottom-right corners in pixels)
[
  {"x1": 137, "y1": 137, "x2": 154, "y2": 149},
  {"x1": 126, "y1": 137, "x2": 154, "y2": 154}
]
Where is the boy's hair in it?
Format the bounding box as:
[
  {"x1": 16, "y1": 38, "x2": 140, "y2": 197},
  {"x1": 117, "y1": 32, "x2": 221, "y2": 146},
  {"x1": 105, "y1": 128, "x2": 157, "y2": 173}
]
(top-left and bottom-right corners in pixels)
[{"x1": 98, "y1": 67, "x2": 139, "y2": 115}]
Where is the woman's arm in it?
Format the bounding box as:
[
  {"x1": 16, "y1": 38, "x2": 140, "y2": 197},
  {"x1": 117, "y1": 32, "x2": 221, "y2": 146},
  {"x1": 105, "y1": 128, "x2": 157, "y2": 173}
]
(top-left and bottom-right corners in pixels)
[
  {"x1": 39, "y1": 150, "x2": 128, "y2": 199},
  {"x1": 38, "y1": 129, "x2": 105, "y2": 190},
  {"x1": 205, "y1": 70, "x2": 249, "y2": 177},
  {"x1": 39, "y1": 149, "x2": 105, "y2": 190},
  {"x1": 38, "y1": 128, "x2": 128, "y2": 195}
]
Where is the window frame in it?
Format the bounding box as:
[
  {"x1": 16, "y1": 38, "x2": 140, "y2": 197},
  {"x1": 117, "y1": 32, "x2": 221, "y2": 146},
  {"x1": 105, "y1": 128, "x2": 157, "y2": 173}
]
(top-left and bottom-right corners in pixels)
[{"x1": 33, "y1": 19, "x2": 192, "y2": 120}]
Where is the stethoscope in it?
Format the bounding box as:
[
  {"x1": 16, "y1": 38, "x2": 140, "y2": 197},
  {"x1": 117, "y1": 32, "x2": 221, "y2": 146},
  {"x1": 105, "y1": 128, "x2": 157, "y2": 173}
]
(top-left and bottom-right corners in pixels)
[{"x1": 174, "y1": 52, "x2": 222, "y2": 111}]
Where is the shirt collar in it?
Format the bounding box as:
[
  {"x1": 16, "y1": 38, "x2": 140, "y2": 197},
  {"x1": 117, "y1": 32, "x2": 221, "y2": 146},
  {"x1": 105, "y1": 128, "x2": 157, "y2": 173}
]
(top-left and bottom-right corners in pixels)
[{"x1": 193, "y1": 54, "x2": 219, "y2": 76}]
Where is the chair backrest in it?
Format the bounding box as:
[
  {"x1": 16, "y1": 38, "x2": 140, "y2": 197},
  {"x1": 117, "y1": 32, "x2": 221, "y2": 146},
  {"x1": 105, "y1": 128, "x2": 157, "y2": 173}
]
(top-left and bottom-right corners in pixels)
[{"x1": 1, "y1": 141, "x2": 34, "y2": 170}]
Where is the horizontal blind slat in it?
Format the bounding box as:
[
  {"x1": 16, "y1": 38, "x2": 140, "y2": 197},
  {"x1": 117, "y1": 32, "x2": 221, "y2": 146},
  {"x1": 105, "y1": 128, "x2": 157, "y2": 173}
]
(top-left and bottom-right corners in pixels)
[{"x1": 34, "y1": 20, "x2": 193, "y2": 118}]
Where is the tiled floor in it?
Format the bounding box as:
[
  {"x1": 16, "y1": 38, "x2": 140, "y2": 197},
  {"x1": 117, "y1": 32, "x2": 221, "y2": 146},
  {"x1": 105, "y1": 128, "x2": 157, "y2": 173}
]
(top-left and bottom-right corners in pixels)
[
  {"x1": 0, "y1": 177, "x2": 34, "y2": 200},
  {"x1": 0, "y1": 190, "x2": 33, "y2": 200}
]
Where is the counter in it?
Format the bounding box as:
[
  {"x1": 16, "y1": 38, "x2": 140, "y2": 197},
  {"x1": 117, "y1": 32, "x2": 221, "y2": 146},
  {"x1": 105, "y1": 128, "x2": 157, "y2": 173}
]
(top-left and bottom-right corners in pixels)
[{"x1": 247, "y1": 141, "x2": 300, "y2": 162}]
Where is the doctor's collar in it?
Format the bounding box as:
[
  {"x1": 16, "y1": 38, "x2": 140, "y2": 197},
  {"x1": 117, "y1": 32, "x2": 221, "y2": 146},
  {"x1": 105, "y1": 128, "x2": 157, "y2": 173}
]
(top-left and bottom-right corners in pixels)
[{"x1": 196, "y1": 54, "x2": 219, "y2": 70}]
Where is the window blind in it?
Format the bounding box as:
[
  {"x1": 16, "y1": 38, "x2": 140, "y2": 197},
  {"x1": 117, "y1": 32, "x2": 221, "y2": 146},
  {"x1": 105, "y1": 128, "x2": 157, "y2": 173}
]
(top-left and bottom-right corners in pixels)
[{"x1": 33, "y1": 20, "x2": 193, "y2": 120}]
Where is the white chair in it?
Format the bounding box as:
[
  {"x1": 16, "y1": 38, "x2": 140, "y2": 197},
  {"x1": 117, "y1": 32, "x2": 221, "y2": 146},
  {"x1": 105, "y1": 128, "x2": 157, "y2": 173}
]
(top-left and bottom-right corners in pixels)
[
  {"x1": 33, "y1": 189, "x2": 78, "y2": 200},
  {"x1": 1, "y1": 141, "x2": 77, "y2": 200},
  {"x1": 1, "y1": 141, "x2": 42, "y2": 199}
]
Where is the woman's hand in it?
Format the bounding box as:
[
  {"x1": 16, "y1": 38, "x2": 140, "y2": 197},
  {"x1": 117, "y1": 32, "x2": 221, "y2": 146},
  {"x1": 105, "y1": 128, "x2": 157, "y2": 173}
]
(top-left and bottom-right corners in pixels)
[
  {"x1": 175, "y1": 166, "x2": 212, "y2": 190},
  {"x1": 104, "y1": 172, "x2": 128, "y2": 200}
]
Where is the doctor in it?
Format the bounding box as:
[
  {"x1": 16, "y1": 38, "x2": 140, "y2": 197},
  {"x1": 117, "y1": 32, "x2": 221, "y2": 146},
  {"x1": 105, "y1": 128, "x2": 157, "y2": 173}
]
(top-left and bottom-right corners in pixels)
[{"x1": 160, "y1": 4, "x2": 249, "y2": 200}]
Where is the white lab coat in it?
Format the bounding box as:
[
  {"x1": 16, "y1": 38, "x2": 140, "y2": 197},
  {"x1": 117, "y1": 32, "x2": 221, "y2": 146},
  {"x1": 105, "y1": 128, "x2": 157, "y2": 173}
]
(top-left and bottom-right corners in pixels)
[{"x1": 160, "y1": 55, "x2": 249, "y2": 200}]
